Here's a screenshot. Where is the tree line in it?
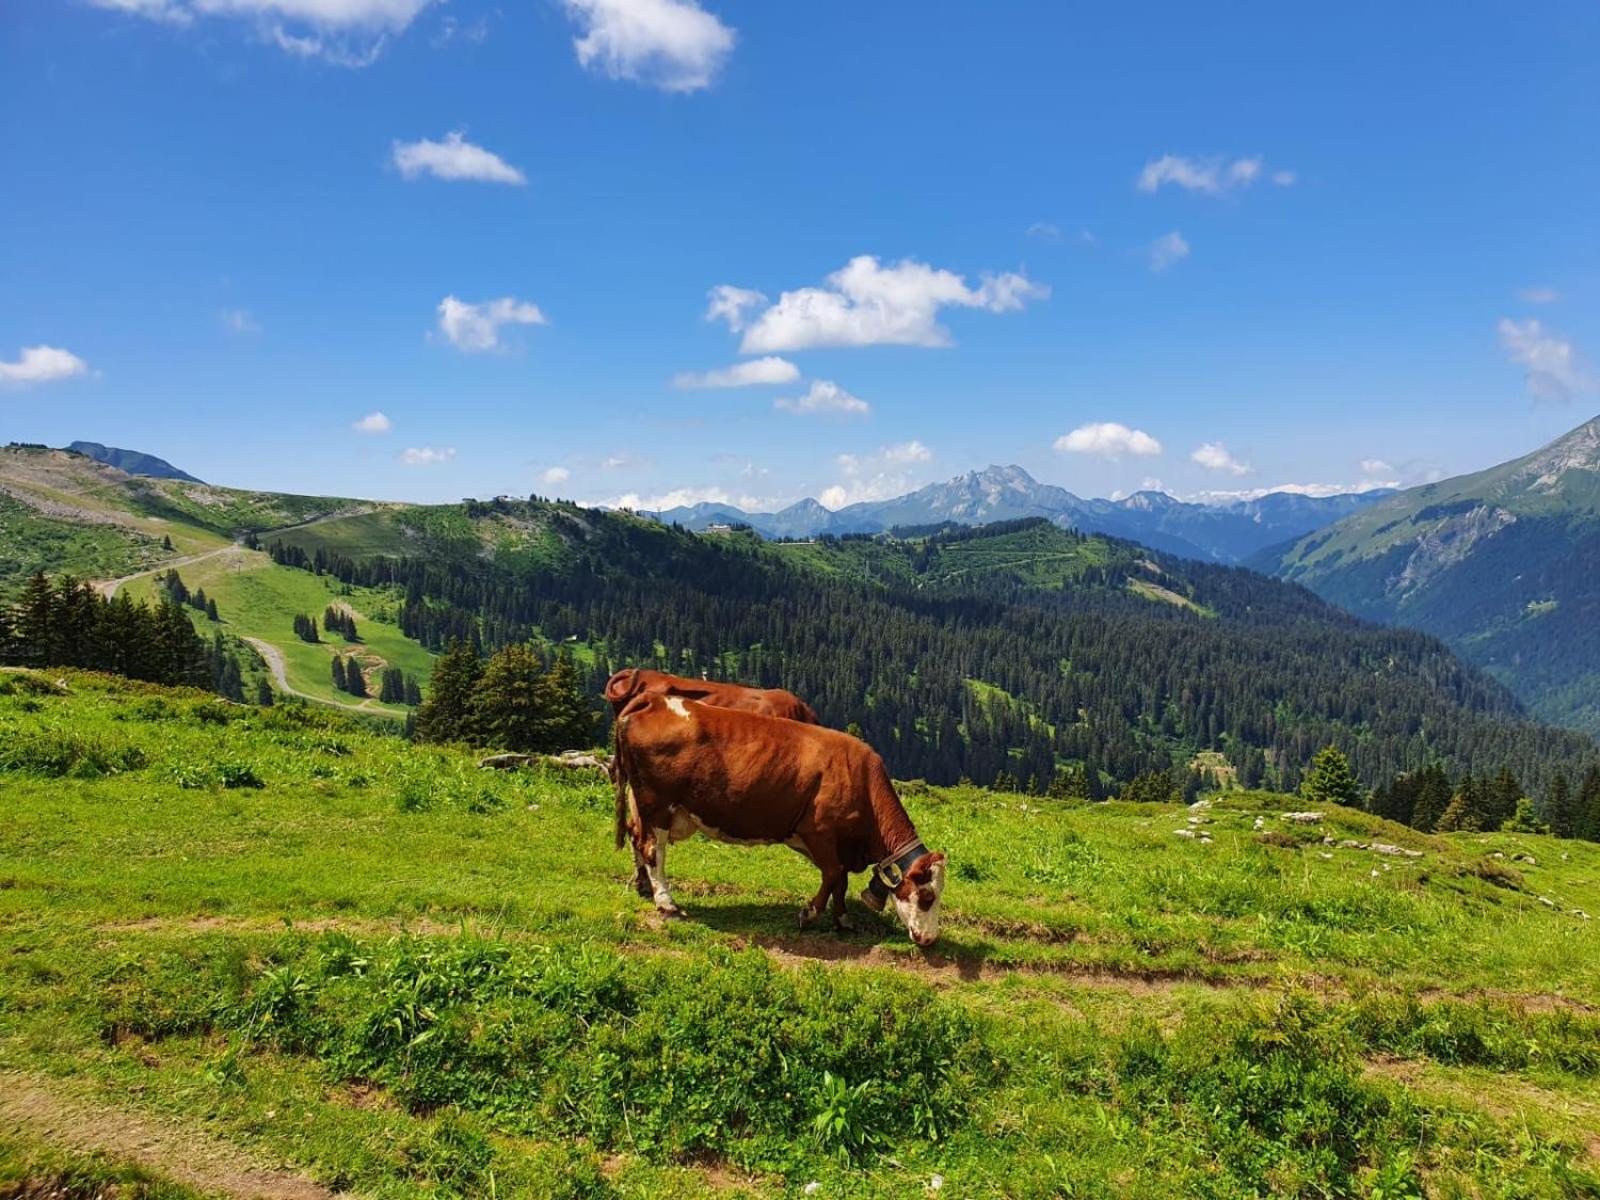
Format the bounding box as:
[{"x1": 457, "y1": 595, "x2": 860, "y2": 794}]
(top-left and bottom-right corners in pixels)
[
  {"x1": 412, "y1": 640, "x2": 596, "y2": 752},
  {"x1": 265, "y1": 504, "x2": 1600, "y2": 796}
]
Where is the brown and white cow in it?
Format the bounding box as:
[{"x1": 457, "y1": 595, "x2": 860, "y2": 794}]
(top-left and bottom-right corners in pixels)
[
  {"x1": 611, "y1": 693, "x2": 947, "y2": 945},
  {"x1": 603, "y1": 668, "x2": 819, "y2": 725}
]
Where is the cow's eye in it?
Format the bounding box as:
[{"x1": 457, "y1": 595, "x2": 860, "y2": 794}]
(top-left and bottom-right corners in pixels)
[{"x1": 917, "y1": 889, "x2": 935, "y2": 910}]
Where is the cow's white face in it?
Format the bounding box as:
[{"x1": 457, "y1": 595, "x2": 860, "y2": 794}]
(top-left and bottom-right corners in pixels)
[{"x1": 891, "y1": 853, "x2": 947, "y2": 946}]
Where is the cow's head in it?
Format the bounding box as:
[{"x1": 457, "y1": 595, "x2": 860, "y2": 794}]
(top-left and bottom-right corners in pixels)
[{"x1": 888, "y1": 852, "x2": 947, "y2": 946}]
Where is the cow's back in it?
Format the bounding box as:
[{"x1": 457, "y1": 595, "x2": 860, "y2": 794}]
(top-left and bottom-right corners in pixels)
[{"x1": 605, "y1": 668, "x2": 818, "y2": 724}]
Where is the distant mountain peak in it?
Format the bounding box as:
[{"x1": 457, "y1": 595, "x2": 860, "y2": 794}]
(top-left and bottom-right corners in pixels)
[{"x1": 67, "y1": 440, "x2": 202, "y2": 483}]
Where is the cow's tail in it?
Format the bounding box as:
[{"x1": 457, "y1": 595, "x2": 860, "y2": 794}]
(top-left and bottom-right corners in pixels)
[{"x1": 612, "y1": 713, "x2": 631, "y2": 851}]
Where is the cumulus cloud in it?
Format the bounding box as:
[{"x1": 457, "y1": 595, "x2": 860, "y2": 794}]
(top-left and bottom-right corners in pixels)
[
  {"x1": 400, "y1": 446, "x2": 456, "y2": 466},
  {"x1": 1148, "y1": 231, "x2": 1190, "y2": 272},
  {"x1": 352, "y1": 411, "x2": 392, "y2": 433},
  {"x1": 85, "y1": 0, "x2": 438, "y2": 64},
  {"x1": 1360, "y1": 458, "x2": 1394, "y2": 477},
  {"x1": 1190, "y1": 441, "x2": 1251, "y2": 476},
  {"x1": 1516, "y1": 286, "x2": 1560, "y2": 305},
  {"x1": 562, "y1": 0, "x2": 734, "y2": 92},
  {"x1": 715, "y1": 255, "x2": 1048, "y2": 353},
  {"x1": 540, "y1": 466, "x2": 571, "y2": 486},
  {"x1": 819, "y1": 441, "x2": 933, "y2": 508},
  {"x1": 0, "y1": 345, "x2": 90, "y2": 387},
  {"x1": 1055, "y1": 422, "x2": 1162, "y2": 461},
  {"x1": 601, "y1": 484, "x2": 780, "y2": 511},
  {"x1": 392, "y1": 132, "x2": 526, "y2": 185},
  {"x1": 1498, "y1": 317, "x2": 1589, "y2": 402},
  {"x1": 436, "y1": 295, "x2": 547, "y2": 353},
  {"x1": 1137, "y1": 154, "x2": 1296, "y2": 196},
  {"x1": 672, "y1": 356, "x2": 799, "y2": 389},
  {"x1": 774, "y1": 380, "x2": 870, "y2": 416}
]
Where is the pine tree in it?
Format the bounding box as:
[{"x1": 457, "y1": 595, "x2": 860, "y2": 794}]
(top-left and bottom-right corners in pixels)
[
  {"x1": 14, "y1": 572, "x2": 55, "y2": 667},
  {"x1": 1578, "y1": 766, "x2": 1600, "y2": 843},
  {"x1": 1546, "y1": 772, "x2": 1580, "y2": 839},
  {"x1": 206, "y1": 597, "x2": 220, "y2": 622},
  {"x1": 331, "y1": 655, "x2": 347, "y2": 692},
  {"x1": 1410, "y1": 765, "x2": 1453, "y2": 832},
  {"x1": 1300, "y1": 746, "x2": 1362, "y2": 808},
  {"x1": 344, "y1": 657, "x2": 367, "y2": 697},
  {"x1": 1434, "y1": 792, "x2": 1476, "y2": 833},
  {"x1": 404, "y1": 677, "x2": 423, "y2": 706},
  {"x1": 379, "y1": 667, "x2": 403, "y2": 704},
  {"x1": 255, "y1": 677, "x2": 275, "y2": 706},
  {"x1": 414, "y1": 638, "x2": 482, "y2": 744},
  {"x1": 1504, "y1": 796, "x2": 1548, "y2": 834},
  {"x1": 542, "y1": 651, "x2": 597, "y2": 750},
  {"x1": 1487, "y1": 767, "x2": 1522, "y2": 830},
  {"x1": 161, "y1": 535, "x2": 174, "y2": 551},
  {"x1": 470, "y1": 643, "x2": 548, "y2": 751}
]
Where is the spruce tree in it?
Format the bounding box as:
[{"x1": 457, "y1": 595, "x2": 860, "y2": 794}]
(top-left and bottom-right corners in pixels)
[
  {"x1": 404, "y1": 677, "x2": 423, "y2": 706},
  {"x1": 470, "y1": 643, "x2": 547, "y2": 751},
  {"x1": 331, "y1": 655, "x2": 346, "y2": 692},
  {"x1": 206, "y1": 597, "x2": 219, "y2": 622},
  {"x1": 1300, "y1": 746, "x2": 1362, "y2": 808},
  {"x1": 1410, "y1": 765, "x2": 1452, "y2": 831},
  {"x1": 414, "y1": 638, "x2": 482, "y2": 744},
  {"x1": 255, "y1": 677, "x2": 275, "y2": 706},
  {"x1": 1578, "y1": 767, "x2": 1600, "y2": 843},
  {"x1": 1546, "y1": 772, "x2": 1579, "y2": 839},
  {"x1": 542, "y1": 650, "x2": 597, "y2": 750},
  {"x1": 345, "y1": 657, "x2": 366, "y2": 697}
]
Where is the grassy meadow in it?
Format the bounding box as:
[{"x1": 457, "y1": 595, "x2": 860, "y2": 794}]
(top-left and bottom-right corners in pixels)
[
  {"x1": 121, "y1": 549, "x2": 434, "y2": 714},
  {"x1": 3, "y1": 670, "x2": 1600, "y2": 1198}
]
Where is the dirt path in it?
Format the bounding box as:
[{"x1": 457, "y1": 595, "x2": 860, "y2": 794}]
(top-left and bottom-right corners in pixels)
[
  {"x1": 95, "y1": 542, "x2": 241, "y2": 598},
  {"x1": 0, "y1": 1071, "x2": 345, "y2": 1199},
  {"x1": 242, "y1": 637, "x2": 384, "y2": 714}
]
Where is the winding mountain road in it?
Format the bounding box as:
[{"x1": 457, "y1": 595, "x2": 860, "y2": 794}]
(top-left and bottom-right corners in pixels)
[
  {"x1": 242, "y1": 637, "x2": 388, "y2": 714},
  {"x1": 94, "y1": 541, "x2": 242, "y2": 598}
]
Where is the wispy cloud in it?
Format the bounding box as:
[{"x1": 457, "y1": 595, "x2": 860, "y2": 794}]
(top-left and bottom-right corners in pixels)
[
  {"x1": 85, "y1": 0, "x2": 438, "y2": 65},
  {"x1": 672, "y1": 356, "x2": 799, "y2": 389},
  {"x1": 1516, "y1": 286, "x2": 1560, "y2": 305},
  {"x1": 1055, "y1": 422, "x2": 1163, "y2": 460},
  {"x1": 1498, "y1": 317, "x2": 1590, "y2": 402},
  {"x1": 1190, "y1": 441, "x2": 1251, "y2": 476},
  {"x1": 219, "y1": 308, "x2": 261, "y2": 335},
  {"x1": 713, "y1": 255, "x2": 1048, "y2": 353},
  {"x1": 1026, "y1": 221, "x2": 1061, "y2": 241},
  {"x1": 562, "y1": 0, "x2": 735, "y2": 92},
  {"x1": 352, "y1": 411, "x2": 392, "y2": 434},
  {"x1": 540, "y1": 466, "x2": 571, "y2": 485},
  {"x1": 0, "y1": 345, "x2": 90, "y2": 387},
  {"x1": 436, "y1": 295, "x2": 547, "y2": 352},
  {"x1": 1137, "y1": 154, "x2": 1296, "y2": 196},
  {"x1": 1147, "y1": 231, "x2": 1190, "y2": 272},
  {"x1": 820, "y1": 441, "x2": 934, "y2": 509},
  {"x1": 774, "y1": 380, "x2": 870, "y2": 417},
  {"x1": 401, "y1": 446, "x2": 456, "y2": 466},
  {"x1": 392, "y1": 132, "x2": 525, "y2": 185}
]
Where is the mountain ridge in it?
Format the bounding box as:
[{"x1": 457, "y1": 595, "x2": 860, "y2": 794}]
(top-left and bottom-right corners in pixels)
[{"x1": 642, "y1": 463, "x2": 1394, "y2": 563}]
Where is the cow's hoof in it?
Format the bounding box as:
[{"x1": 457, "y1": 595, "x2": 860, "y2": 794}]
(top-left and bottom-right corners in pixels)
[
  {"x1": 657, "y1": 903, "x2": 686, "y2": 920},
  {"x1": 633, "y1": 874, "x2": 652, "y2": 899},
  {"x1": 833, "y1": 915, "x2": 856, "y2": 934},
  {"x1": 798, "y1": 905, "x2": 819, "y2": 929}
]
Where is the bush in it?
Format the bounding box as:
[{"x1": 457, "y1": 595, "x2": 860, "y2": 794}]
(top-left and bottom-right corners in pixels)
[{"x1": 0, "y1": 727, "x2": 146, "y2": 778}]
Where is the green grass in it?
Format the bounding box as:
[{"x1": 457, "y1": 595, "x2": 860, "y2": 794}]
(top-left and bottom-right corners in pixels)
[
  {"x1": 121, "y1": 550, "x2": 433, "y2": 713},
  {"x1": 2, "y1": 671, "x2": 1599, "y2": 1197}
]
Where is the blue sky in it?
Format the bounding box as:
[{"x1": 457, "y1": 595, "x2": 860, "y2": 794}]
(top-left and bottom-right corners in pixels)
[{"x1": 3, "y1": 1, "x2": 1598, "y2": 510}]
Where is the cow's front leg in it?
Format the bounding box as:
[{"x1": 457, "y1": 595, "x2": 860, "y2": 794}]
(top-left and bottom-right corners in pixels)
[
  {"x1": 631, "y1": 839, "x2": 652, "y2": 898},
  {"x1": 797, "y1": 838, "x2": 847, "y2": 932},
  {"x1": 799, "y1": 875, "x2": 832, "y2": 929},
  {"x1": 641, "y1": 828, "x2": 683, "y2": 918},
  {"x1": 828, "y1": 873, "x2": 854, "y2": 933}
]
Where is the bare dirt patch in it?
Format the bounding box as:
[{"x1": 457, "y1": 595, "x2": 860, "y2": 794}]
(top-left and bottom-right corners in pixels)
[{"x1": 0, "y1": 1072, "x2": 343, "y2": 1199}]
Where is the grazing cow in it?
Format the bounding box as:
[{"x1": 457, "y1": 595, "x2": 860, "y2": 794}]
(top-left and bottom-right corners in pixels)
[
  {"x1": 611, "y1": 694, "x2": 947, "y2": 945},
  {"x1": 603, "y1": 668, "x2": 819, "y2": 725}
]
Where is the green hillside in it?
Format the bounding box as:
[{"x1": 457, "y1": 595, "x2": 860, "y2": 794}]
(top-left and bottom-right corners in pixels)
[
  {"x1": 1261, "y1": 415, "x2": 1600, "y2": 736},
  {"x1": 3, "y1": 670, "x2": 1599, "y2": 1197}
]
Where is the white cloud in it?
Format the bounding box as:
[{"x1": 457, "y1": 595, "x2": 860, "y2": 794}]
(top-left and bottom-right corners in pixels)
[
  {"x1": 392, "y1": 132, "x2": 525, "y2": 185},
  {"x1": 1516, "y1": 286, "x2": 1560, "y2": 305},
  {"x1": 601, "y1": 484, "x2": 780, "y2": 511},
  {"x1": 719, "y1": 255, "x2": 1049, "y2": 353},
  {"x1": 1137, "y1": 154, "x2": 1295, "y2": 196},
  {"x1": 540, "y1": 466, "x2": 571, "y2": 486},
  {"x1": 1497, "y1": 317, "x2": 1589, "y2": 402},
  {"x1": 672, "y1": 356, "x2": 799, "y2": 389},
  {"x1": 1190, "y1": 478, "x2": 1399, "y2": 502},
  {"x1": 1055, "y1": 422, "x2": 1163, "y2": 461},
  {"x1": 601, "y1": 450, "x2": 649, "y2": 470},
  {"x1": 562, "y1": 0, "x2": 734, "y2": 92},
  {"x1": 400, "y1": 446, "x2": 456, "y2": 466},
  {"x1": 1190, "y1": 441, "x2": 1251, "y2": 476},
  {"x1": 86, "y1": 0, "x2": 438, "y2": 64},
  {"x1": 352, "y1": 411, "x2": 392, "y2": 433},
  {"x1": 820, "y1": 440, "x2": 934, "y2": 508},
  {"x1": 1360, "y1": 458, "x2": 1394, "y2": 477},
  {"x1": 0, "y1": 345, "x2": 90, "y2": 387},
  {"x1": 1148, "y1": 231, "x2": 1190, "y2": 272},
  {"x1": 1027, "y1": 221, "x2": 1061, "y2": 241},
  {"x1": 219, "y1": 308, "x2": 260, "y2": 335},
  {"x1": 703, "y1": 285, "x2": 766, "y2": 332},
  {"x1": 436, "y1": 295, "x2": 547, "y2": 353},
  {"x1": 774, "y1": 380, "x2": 870, "y2": 417}
]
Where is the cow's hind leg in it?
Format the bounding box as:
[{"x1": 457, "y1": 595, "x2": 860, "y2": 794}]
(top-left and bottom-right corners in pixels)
[
  {"x1": 797, "y1": 838, "x2": 847, "y2": 932},
  {"x1": 640, "y1": 828, "x2": 683, "y2": 918}
]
